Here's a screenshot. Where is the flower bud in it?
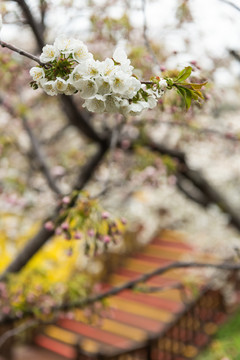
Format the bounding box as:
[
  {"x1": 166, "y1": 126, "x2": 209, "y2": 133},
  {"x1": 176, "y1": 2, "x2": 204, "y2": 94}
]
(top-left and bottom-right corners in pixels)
[{"x1": 44, "y1": 221, "x2": 54, "y2": 231}]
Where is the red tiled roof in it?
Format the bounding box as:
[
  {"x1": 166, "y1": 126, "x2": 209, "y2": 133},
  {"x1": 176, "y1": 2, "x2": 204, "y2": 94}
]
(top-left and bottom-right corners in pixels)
[{"x1": 34, "y1": 230, "x2": 208, "y2": 359}]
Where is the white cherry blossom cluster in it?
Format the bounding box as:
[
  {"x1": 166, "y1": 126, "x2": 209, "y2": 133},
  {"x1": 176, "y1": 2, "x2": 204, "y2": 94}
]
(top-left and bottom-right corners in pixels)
[{"x1": 30, "y1": 36, "x2": 168, "y2": 116}]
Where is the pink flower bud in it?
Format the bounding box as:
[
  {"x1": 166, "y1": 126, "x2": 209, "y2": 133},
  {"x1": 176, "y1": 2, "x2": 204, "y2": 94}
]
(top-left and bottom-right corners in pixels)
[
  {"x1": 103, "y1": 235, "x2": 111, "y2": 243},
  {"x1": 66, "y1": 248, "x2": 73, "y2": 256},
  {"x1": 190, "y1": 60, "x2": 197, "y2": 66},
  {"x1": 44, "y1": 221, "x2": 54, "y2": 231},
  {"x1": 88, "y1": 229, "x2": 95, "y2": 237},
  {"x1": 62, "y1": 196, "x2": 70, "y2": 204},
  {"x1": 74, "y1": 231, "x2": 82, "y2": 239},
  {"x1": 55, "y1": 227, "x2": 62, "y2": 235},
  {"x1": 101, "y1": 211, "x2": 110, "y2": 219},
  {"x1": 61, "y1": 222, "x2": 69, "y2": 230},
  {"x1": 121, "y1": 217, "x2": 127, "y2": 225}
]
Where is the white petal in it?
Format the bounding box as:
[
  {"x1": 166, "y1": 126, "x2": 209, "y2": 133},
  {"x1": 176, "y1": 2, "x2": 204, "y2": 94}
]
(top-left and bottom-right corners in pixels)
[
  {"x1": 113, "y1": 48, "x2": 128, "y2": 64},
  {"x1": 54, "y1": 77, "x2": 68, "y2": 93},
  {"x1": 72, "y1": 44, "x2": 92, "y2": 63},
  {"x1": 64, "y1": 82, "x2": 77, "y2": 95},
  {"x1": 41, "y1": 80, "x2": 58, "y2": 96},
  {"x1": 84, "y1": 97, "x2": 106, "y2": 113},
  {"x1": 40, "y1": 45, "x2": 59, "y2": 63},
  {"x1": 105, "y1": 95, "x2": 120, "y2": 113},
  {"x1": 77, "y1": 79, "x2": 98, "y2": 99},
  {"x1": 96, "y1": 77, "x2": 111, "y2": 95},
  {"x1": 29, "y1": 67, "x2": 45, "y2": 82}
]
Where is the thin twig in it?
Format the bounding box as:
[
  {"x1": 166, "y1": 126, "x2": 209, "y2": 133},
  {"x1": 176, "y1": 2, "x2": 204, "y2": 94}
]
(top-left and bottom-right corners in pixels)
[
  {"x1": 0, "y1": 319, "x2": 38, "y2": 348},
  {"x1": 41, "y1": 124, "x2": 70, "y2": 145},
  {"x1": 135, "y1": 282, "x2": 184, "y2": 293},
  {"x1": 21, "y1": 116, "x2": 62, "y2": 196},
  {"x1": 0, "y1": 96, "x2": 62, "y2": 196},
  {"x1": 220, "y1": 0, "x2": 240, "y2": 12},
  {"x1": 151, "y1": 119, "x2": 240, "y2": 143},
  {"x1": 14, "y1": 0, "x2": 45, "y2": 49},
  {"x1": 141, "y1": 0, "x2": 161, "y2": 70},
  {"x1": 0, "y1": 40, "x2": 44, "y2": 66},
  {"x1": 98, "y1": 116, "x2": 125, "y2": 195}
]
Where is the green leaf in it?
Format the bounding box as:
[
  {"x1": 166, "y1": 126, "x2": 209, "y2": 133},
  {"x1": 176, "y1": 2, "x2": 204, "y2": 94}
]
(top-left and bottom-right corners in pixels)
[
  {"x1": 176, "y1": 86, "x2": 192, "y2": 110},
  {"x1": 184, "y1": 88, "x2": 193, "y2": 109},
  {"x1": 189, "y1": 81, "x2": 207, "y2": 90},
  {"x1": 174, "y1": 66, "x2": 192, "y2": 83}
]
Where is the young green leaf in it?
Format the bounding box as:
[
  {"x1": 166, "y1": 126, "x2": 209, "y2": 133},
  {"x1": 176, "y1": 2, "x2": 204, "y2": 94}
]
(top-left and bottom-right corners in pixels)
[
  {"x1": 176, "y1": 86, "x2": 192, "y2": 110},
  {"x1": 174, "y1": 66, "x2": 192, "y2": 83}
]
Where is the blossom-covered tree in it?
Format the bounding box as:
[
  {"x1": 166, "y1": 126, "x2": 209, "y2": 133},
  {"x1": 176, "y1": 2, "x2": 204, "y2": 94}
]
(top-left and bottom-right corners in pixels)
[{"x1": 1, "y1": 0, "x2": 240, "y2": 350}]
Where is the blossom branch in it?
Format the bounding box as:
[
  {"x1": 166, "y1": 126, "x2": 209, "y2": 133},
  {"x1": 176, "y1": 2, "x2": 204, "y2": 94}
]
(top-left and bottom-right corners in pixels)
[
  {"x1": 13, "y1": 0, "x2": 106, "y2": 146},
  {"x1": 0, "y1": 40, "x2": 43, "y2": 66}
]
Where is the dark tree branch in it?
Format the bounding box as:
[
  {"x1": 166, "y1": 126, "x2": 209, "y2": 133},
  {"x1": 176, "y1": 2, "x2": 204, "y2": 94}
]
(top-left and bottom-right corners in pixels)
[
  {"x1": 60, "y1": 95, "x2": 107, "y2": 145},
  {"x1": 1, "y1": 259, "x2": 240, "y2": 324},
  {"x1": 147, "y1": 141, "x2": 240, "y2": 232},
  {"x1": 176, "y1": 174, "x2": 210, "y2": 207},
  {"x1": 39, "y1": 0, "x2": 47, "y2": 34},
  {"x1": 147, "y1": 142, "x2": 186, "y2": 163},
  {"x1": 50, "y1": 260, "x2": 240, "y2": 310},
  {"x1": 181, "y1": 166, "x2": 240, "y2": 231},
  {"x1": 0, "y1": 143, "x2": 109, "y2": 280},
  {"x1": 0, "y1": 1, "x2": 112, "y2": 281},
  {"x1": 73, "y1": 142, "x2": 109, "y2": 191},
  {"x1": 0, "y1": 96, "x2": 62, "y2": 196},
  {"x1": 0, "y1": 227, "x2": 55, "y2": 281},
  {"x1": 229, "y1": 49, "x2": 240, "y2": 62},
  {"x1": 41, "y1": 124, "x2": 70, "y2": 145},
  {"x1": 14, "y1": 0, "x2": 45, "y2": 49},
  {"x1": 21, "y1": 116, "x2": 62, "y2": 196}
]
